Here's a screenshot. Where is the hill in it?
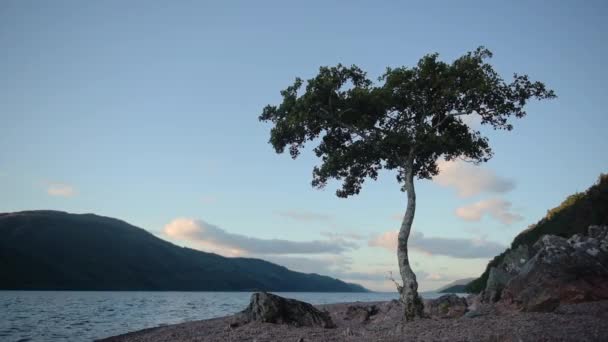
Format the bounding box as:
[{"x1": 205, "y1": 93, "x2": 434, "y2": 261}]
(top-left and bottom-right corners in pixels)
[
  {"x1": 435, "y1": 278, "x2": 475, "y2": 293},
  {"x1": 465, "y1": 174, "x2": 608, "y2": 293},
  {"x1": 0, "y1": 210, "x2": 367, "y2": 292}
]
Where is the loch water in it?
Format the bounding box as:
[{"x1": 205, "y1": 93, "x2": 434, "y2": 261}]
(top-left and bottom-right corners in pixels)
[{"x1": 1, "y1": 290, "x2": 454, "y2": 341}]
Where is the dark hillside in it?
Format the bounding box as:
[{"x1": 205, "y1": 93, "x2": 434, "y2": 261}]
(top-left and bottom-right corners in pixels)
[{"x1": 0, "y1": 210, "x2": 367, "y2": 292}]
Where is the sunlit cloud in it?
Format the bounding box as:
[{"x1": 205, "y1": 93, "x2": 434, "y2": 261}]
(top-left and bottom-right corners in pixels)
[
  {"x1": 434, "y1": 160, "x2": 515, "y2": 197},
  {"x1": 46, "y1": 183, "x2": 77, "y2": 197},
  {"x1": 368, "y1": 230, "x2": 505, "y2": 259},
  {"x1": 455, "y1": 198, "x2": 523, "y2": 224},
  {"x1": 163, "y1": 218, "x2": 356, "y2": 256}
]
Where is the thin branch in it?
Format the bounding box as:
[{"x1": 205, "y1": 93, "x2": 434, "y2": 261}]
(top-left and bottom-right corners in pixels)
[
  {"x1": 387, "y1": 271, "x2": 403, "y2": 295},
  {"x1": 457, "y1": 156, "x2": 479, "y2": 164}
]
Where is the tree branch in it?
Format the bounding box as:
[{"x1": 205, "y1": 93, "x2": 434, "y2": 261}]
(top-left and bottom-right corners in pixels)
[{"x1": 387, "y1": 271, "x2": 403, "y2": 295}]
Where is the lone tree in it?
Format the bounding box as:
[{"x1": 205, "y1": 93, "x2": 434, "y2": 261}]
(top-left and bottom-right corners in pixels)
[{"x1": 259, "y1": 47, "x2": 555, "y2": 320}]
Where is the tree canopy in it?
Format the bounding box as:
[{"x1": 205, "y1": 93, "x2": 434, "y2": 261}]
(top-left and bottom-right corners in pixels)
[{"x1": 259, "y1": 47, "x2": 555, "y2": 196}]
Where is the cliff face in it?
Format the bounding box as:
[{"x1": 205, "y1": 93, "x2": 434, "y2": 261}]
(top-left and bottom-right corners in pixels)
[
  {"x1": 466, "y1": 174, "x2": 608, "y2": 293},
  {"x1": 0, "y1": 210, "x2": 367, "y2": 292}
]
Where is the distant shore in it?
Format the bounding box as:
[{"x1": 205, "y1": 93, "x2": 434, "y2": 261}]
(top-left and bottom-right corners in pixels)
[{"x1": 99, "y1": 299, "x2": 608, "y2": 342}]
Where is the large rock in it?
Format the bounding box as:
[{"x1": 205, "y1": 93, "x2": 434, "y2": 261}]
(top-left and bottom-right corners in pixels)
[
  {"x1": 500, "y1": 225, "x2": 608, "y2": 312},
  {"x1": 481, "y1": 244, "x2": 533, "y2": 302},
  {"x1": 238, "y1": 292, "x2": 336, "y2": 328},
  {"x1": 423, "y1": 294, "x2": 468, "y2": 318}
]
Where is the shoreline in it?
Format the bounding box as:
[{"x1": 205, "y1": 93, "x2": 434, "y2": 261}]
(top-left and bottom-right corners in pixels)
[{"x1": 99, "y1": 299, "x2": 608, "y2": 342}]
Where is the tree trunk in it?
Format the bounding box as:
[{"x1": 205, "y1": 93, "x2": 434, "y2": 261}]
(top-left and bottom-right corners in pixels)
[{"x1": 397, "y1": 157, "x2": 424, "y2": 321}]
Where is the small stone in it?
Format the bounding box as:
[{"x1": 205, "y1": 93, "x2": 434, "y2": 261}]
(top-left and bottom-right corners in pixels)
[{"x1": 464, "y1": 311, "x2": 484, "y2": 318}]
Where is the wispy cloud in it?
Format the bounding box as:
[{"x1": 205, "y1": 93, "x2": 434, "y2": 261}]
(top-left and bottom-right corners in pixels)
[
  {"x1": 163, "y1": 218, "x2": 356, "y2": 256},
  {"x1": 434, "y1": 160, "x2": 515, "y2": 197},
  {"x1": 368, "y1": 230, "x2": 506, "y2": 259},
  {"x1": 46, "y1": 183, "x2": 77, "y2": 197},
  {"x1": 320, "y1": 231, "x2": 365, "y2": 241},
  {"x1": 455, "y1": 198, "x2": 523, "y2": 224},
  {"x1": 276, "y1": 210, "x2": 332, "y2": 222},
  {"x1": 263, "y1": 255, "x2": 353, "y2": 275}
]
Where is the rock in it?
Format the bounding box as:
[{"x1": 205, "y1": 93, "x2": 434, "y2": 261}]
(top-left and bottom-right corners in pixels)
[
  {"x1": 481, "y1": 267, "x2": 511, "y2": 302},
  {"x1": 464, "y1": 311, "x2": 485, "y2": 318},
  {"x1": 343, "y1": 304, "x2": 379, "y2": 323},
  {"x1": 423, "y1": 294, "x2": 468, "y2": 318},
  {"x1": 481, "y1": 244, "x2": 533, "y2": 303},
  {"x1": 238, "y1": 292, "x2": 336, "y2": 328},
  {"x1": 466, "y1": 294, "x2": 481, "y2": 312},
  {"x1": 500, "y1": 225, "x2": 608, "y2": 312}
]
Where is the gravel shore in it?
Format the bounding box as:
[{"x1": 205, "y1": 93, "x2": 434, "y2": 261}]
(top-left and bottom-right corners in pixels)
[{"x1": 99, "y1": 300, "x2": 608, "y2": 342}]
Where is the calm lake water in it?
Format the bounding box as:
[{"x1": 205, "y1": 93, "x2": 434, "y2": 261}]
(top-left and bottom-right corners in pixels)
[{"x1": 1, "y1": 291, "x2": 450, "y2": 341}]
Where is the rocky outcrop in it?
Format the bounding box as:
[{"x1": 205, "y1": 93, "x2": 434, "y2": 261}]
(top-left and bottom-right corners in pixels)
[
  {"x1": 423, "y1": 294, "x2": 468, "y2": 318},
  {"x1": 237, "y1": 292, "x2": 336, "y2": 328},
  {"x1": 481, "y1": 244, "x2": 533, "y2": 302},
  {"x1": 499, "y1": 225, "x2": 608, "y2": 311}
]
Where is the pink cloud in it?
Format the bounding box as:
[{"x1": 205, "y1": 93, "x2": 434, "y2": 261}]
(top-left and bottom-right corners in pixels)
[
  {"x1": 455, "y1": 198, "x2": 523, "y2": 224},
  {"x1": 434, "y1": 160, "x2": 515, "y2": 197},
  {"x1": 46, "y1": 183, "x2": 77, "y2": 197}
]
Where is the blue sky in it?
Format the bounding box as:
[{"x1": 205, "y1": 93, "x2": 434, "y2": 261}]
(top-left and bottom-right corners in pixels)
[{"x1": 2, "y1": 1, "x2": 607, "y2": 291}]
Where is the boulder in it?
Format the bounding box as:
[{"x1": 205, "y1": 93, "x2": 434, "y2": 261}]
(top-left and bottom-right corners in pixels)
[
  {"x1": 238, "y1": 292, "x2": 336, "y2": 328},
  {"x1": 423, "y1": 294, "x2": 468, "y2": 318},
  {"x1": 343, "y1": 304, "x2": 379, "y2": 323},
  {"x1": 481, "y1": 244, "x2": 533, "y2": 302},
  {"x1": 500, "y1": 225, "x2": 608, "y2": 312}
]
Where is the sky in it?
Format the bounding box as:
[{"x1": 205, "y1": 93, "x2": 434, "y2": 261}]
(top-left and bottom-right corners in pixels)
[{"x1": 1, "y1": 0, "x2": 607, "y2": 291}]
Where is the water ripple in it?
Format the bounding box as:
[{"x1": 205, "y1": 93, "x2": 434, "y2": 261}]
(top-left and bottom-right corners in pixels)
[{"x1": 0, "y1": 290, "x2": 407, "y2": 341}]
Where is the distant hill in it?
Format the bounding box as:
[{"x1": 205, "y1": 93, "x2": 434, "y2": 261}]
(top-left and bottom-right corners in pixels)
[
  {"x1": 0, "y1": 211, "x2": 367, "y2": 292},
  {"x1": 465, "y1": 174, "x2": 608, "y2": 293},
  {"x1": 435, "y1": 278, "x2": 475, "y2": 293}
]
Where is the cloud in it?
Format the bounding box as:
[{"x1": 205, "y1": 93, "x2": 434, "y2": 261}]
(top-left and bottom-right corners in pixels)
[
  {"x1": 455, "y1": 198, "x2": 523, "y2": 224},
  {"x1": 320, "y1": 231, "x2": 365, "y2": 241},
  {"x1": 46, "y1": 183, "x2": 76, "y2": 197},
  {"x1": 263, "y1": 255, "x2": 354, "y2": 275},
  {"x1": 163, "y1": 218, "x2": 356, "y2": 256},
  {"x1": 276, "y1": 210, "x2": 332, "y2": 222},
  {"x1": 368, "y1": 230, "x2": 506, "y2": 259},
  {"x1": 368, "y1": 231, "x2": 399, "y2": 252},
  {"x1": 434, "y1": 160, "x2": 515, "y2": 197}
]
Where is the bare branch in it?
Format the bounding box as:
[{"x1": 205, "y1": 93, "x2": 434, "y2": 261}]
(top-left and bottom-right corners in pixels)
[{"x1": 387, "y1": 271, "x2": 403, "y2": 295}]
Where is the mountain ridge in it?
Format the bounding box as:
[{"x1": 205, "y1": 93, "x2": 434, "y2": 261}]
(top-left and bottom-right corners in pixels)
[
  {"x1": 0, "y1": 210, "x2": 367, "y2": 292},
  {"x1": 434, "y1": 278, "x2": 475, "y2": 293}
]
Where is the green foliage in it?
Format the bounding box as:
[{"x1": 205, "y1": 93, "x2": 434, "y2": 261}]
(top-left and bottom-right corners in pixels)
[
  {"x1": 260, "y1": 47, "x2": 555, "y2": 196},
  {"x1": 465, "y1": 174, "x2": 608, "y2": 293},
  {"x1": 0, "y1": 211, "x2": 368, "y2": 292}
]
